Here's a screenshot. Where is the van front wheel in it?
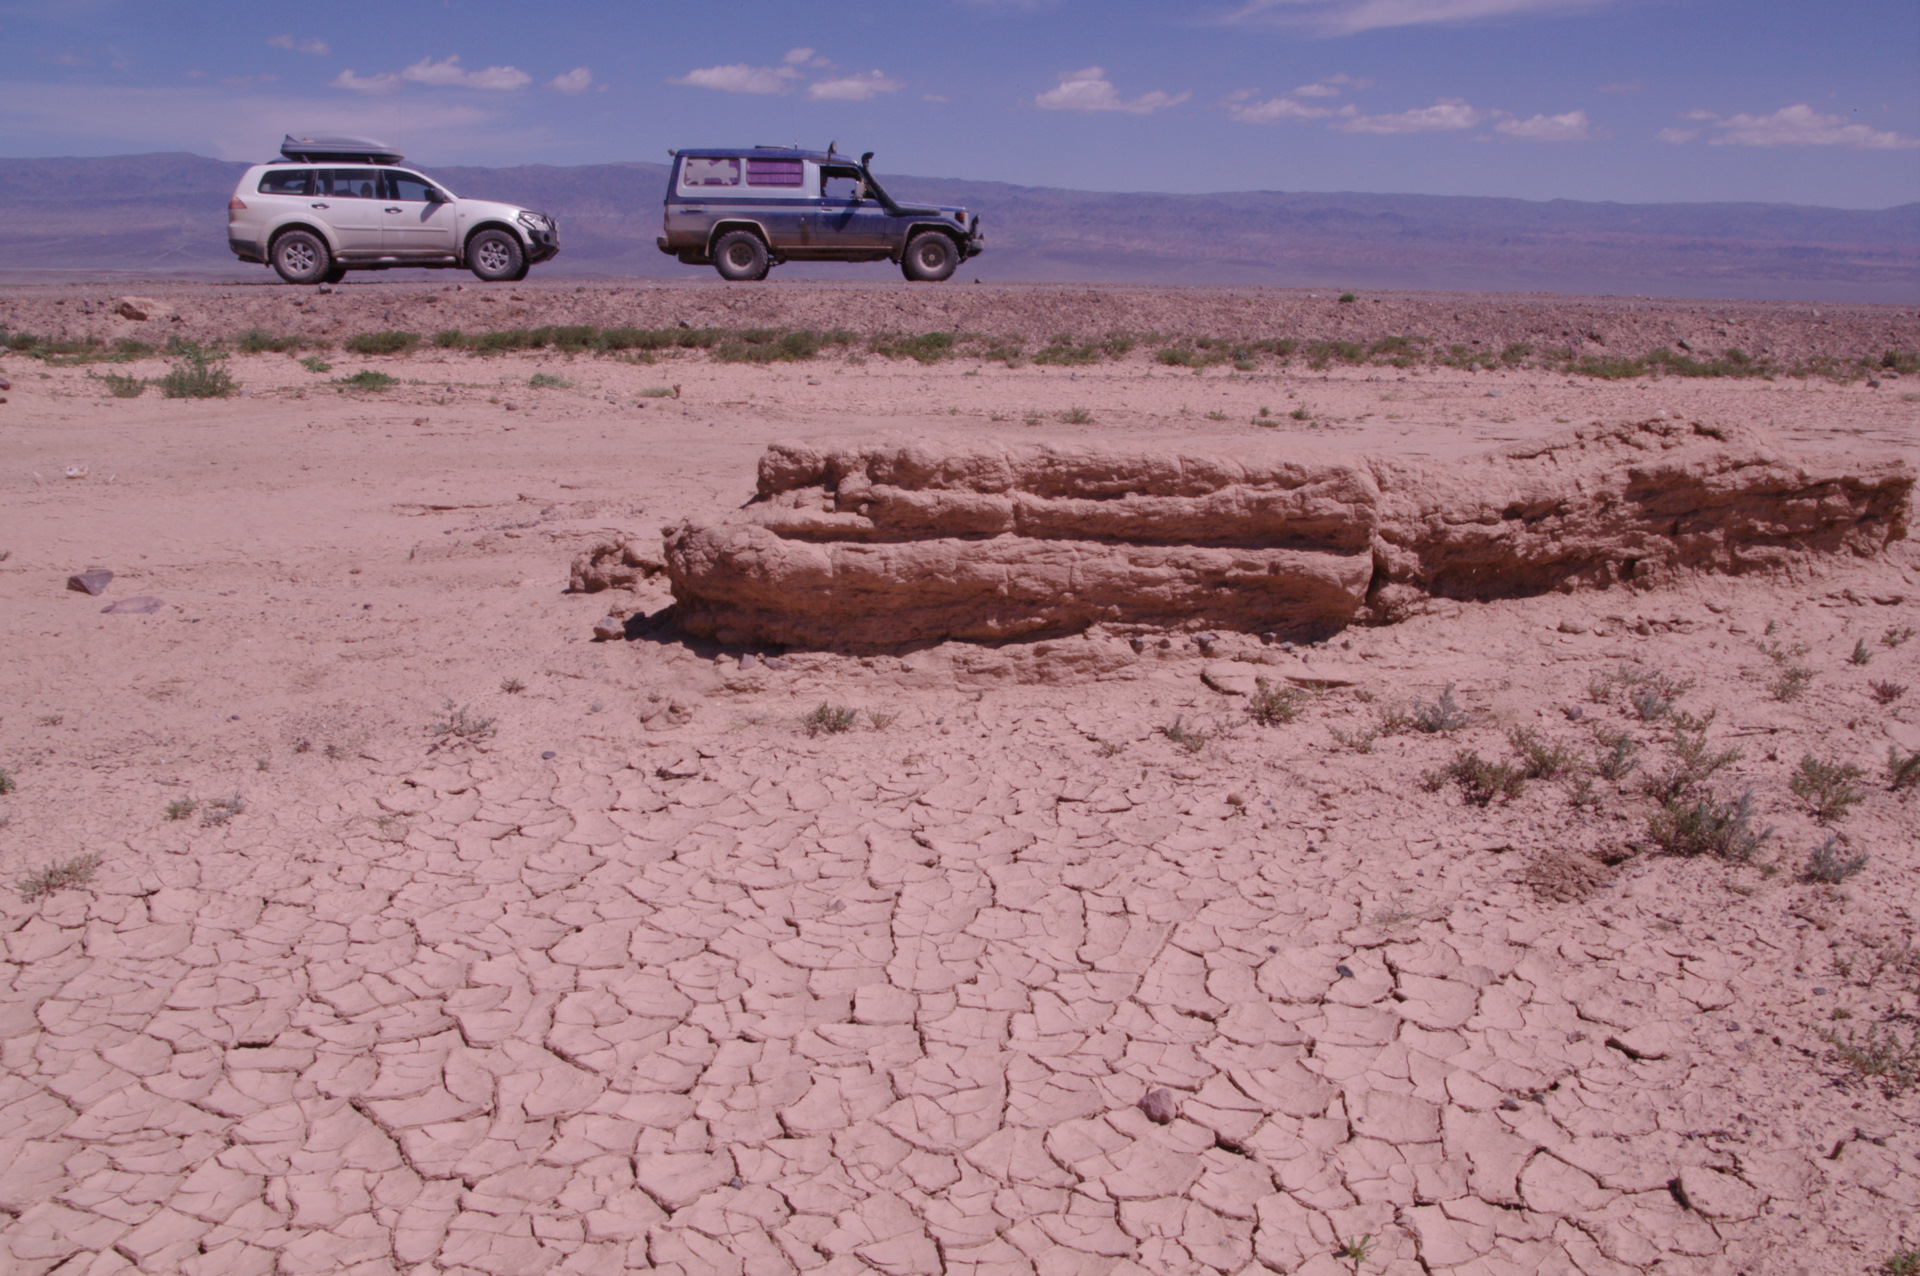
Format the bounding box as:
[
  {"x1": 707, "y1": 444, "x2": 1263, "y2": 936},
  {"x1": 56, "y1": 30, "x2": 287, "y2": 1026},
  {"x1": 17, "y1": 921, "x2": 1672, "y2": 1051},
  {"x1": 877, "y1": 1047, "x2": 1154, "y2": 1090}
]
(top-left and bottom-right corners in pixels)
[{"x1": 902, "y1": 232, "x2": 958, "y2": 282}]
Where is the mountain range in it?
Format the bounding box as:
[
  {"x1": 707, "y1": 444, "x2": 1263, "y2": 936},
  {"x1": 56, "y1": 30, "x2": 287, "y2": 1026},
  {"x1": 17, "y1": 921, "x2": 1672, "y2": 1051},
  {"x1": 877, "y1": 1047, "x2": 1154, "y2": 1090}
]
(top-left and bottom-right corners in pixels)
[{"x1": 1, "y1": 152, "x2": 1913, "y2": 302}]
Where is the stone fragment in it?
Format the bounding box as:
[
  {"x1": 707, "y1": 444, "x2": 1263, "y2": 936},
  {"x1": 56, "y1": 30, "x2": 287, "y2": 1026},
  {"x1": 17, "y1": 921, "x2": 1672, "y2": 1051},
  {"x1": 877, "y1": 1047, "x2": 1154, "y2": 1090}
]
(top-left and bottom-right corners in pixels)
[
  {"x1": 1202, "y1": 664, "x2": 1259, "y2": 696},
  {"x1": 570, "y1": 537, "x2": 665, "y2": 592},
  {"x1": 591, "y1": 615, "x2": 625, "y2": 641},
  {"x1": 68, "y1": 569, "x2": 114, "y2": 595},
  {"x1": 102, "y1": 596, "x2": 164, "y2": 614},
  {"x1": 116, "y1": 297, "x2": 161, "y2": 321},
  {"x1": 1138, "y1": 1088, "x2": 1178, "y2": 1125}
]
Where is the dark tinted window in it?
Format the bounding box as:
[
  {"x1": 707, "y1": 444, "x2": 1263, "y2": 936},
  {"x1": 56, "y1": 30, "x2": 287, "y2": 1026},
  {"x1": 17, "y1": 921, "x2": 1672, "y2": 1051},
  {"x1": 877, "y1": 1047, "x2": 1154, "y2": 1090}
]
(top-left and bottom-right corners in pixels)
[
  {"x1": 317, "y1": 168, "x2": 380, "y2": 199},
  {"x1": 746, "y1": 158, "x2": 803, "y2": 187},
  {"x1": 387, "y1": 173, "x2": 438, "y2": 203},
  {"x1": 257, "y1": 169, "x2": 312, "y2": 196}
]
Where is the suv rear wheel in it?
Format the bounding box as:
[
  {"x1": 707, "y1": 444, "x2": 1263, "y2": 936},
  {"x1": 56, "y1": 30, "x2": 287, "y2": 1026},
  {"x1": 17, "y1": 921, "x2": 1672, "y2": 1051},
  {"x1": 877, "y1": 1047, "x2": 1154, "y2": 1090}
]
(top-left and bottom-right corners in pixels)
[
  {"x1": 468, "y1": 229, "x2": 524, "y2": 282},
  {"x1": 902, "y1": 232, "x2": 959, "y2": 282},
  {"x1": 272, "y1": 230, "x2": 332, "y2": 285},
  {"x1": 713, "y1": 230, "x2": 770, "y2": 282}
]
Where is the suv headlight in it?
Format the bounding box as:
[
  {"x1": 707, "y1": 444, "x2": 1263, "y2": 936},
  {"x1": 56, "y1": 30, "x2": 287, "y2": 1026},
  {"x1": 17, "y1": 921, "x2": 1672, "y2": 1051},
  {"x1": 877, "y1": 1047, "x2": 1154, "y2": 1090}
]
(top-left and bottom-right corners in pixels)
[{"x1": 517, "y1": 210, "x2": 552, "y2": 231}]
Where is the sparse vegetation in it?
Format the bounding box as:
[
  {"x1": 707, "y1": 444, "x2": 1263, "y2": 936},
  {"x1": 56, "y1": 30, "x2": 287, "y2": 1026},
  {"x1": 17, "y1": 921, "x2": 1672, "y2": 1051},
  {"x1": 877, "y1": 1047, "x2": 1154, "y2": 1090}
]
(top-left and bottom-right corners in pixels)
[
  {"x1": 869, "y1": 331, "x2": 955, "y2": 364},
  {"x1": 1803, "y1": 834, "x2": 1868, "y2": 884},
  {"x1": 159, "y1": 355, "x2": 235, "y2": 399},
  {"x1": 165, "y1": 797, "x2": 197, "y2": 821},
  {"x1": 1887, "y1": 746, "x2": 1920, "y2": 792},
  {"x1": 1593, "y1": 729, "x2": 1640, "y2": 781},
  {"x1": 1643, "y1": 727, "x2": 1743, "y2": 803},
  {"x1": 430, "y1": 700, "x2": 496, "y2": 741},
  {"x1": 802, "y1": 703, "x2": 858, "y2": 736},
  {"x1": 1883, "y1": 1248, "x2": 1920, "y2": 1276},
  {"x1": 1647, "y1": 788, "x2": 1773, "y2": 860},
  {"x1": 1849, "y1": 637, "x2": 1874, "y2": 666},
  {"x1": 1335, "y1": 1234, "x2": 1374, "y2": 1267},
  {"x1": 301, "y1": 355, "x2": 332, "y2": 374},
  {"x1": 1248, "y1": 677, "x2": 1307, "y2": 726},
  {"x1": 1428, "y1": 750, "x2": 1526, "y2": 805},
  {"x1": 200, "y1": 792, "x2": 246, "y2": 827},
  {"x1": 500, "y1": 676, "x2": 525, "y2": 694},
  {"x1": 1509, "y1": 727, "x2": 1577, "y2": 779},
  {"x1": 1770, "y1": 664, "x2": 1814, "y2": 701},
  {"x1": 1338, "y1": 292, "x2": 1357, "y2": 303},
  {"x1": 1883, "y1": 625, "x2": 1915, "y2": 649},
  {"x1": 1789, "y1": 754, "x2": 1865, "y2": 820},
  {"x1": 336, "y1": 370, "x2": 398, "y2": 392},
  {"x1": 344, "y1": 330, "x2": 420, "y2": 356},
  {"x1": 1408, "y1": 684, "x2": 1470, "y2": 733},
  {"x1": 99, "y1": 371, "x2": 144, "y2": 398},
  {"x1": 1871, "y1": 680, "x2": 1908, "y2": 705},
  {"x1": 0, "y1": 768, "x2": 13, "y2": 795},
  {"x1": 1159, "y1": 715, "x2": 1210, "y2": 753},
  {"x1": 236, "y1": 328, "x2": 307, "y2": 353},
  {"x1": 1059, "y1": 406, "x2": 1093, "y2": 424},
  {"x1": 867, "y1": 710, "x2": 899, "y2": 731},
  {"x1": 527, "y1": 372, "x2": 571, "y2": 389},
  {"x1": 1823, "y1": 1021, "x2": 1919, "y2": 1096},
  {"x1": 18, "y1": 853, "x2": 103, "y2": 901}
]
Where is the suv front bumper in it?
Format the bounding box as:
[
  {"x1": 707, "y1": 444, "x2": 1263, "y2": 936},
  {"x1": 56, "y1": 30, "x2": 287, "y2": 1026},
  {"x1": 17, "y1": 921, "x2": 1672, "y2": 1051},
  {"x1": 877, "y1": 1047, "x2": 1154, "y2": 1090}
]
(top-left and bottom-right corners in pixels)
[{"x1": 523, "y1": 223, "x2": 559, "y2": 264}]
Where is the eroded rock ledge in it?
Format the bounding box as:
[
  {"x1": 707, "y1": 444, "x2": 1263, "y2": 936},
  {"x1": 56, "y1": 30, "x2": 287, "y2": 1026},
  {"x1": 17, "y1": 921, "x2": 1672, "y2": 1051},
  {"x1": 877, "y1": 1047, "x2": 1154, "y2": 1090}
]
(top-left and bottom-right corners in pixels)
[{"x1": 664, "y1": 421, "x2": 1912, "y2": 649}]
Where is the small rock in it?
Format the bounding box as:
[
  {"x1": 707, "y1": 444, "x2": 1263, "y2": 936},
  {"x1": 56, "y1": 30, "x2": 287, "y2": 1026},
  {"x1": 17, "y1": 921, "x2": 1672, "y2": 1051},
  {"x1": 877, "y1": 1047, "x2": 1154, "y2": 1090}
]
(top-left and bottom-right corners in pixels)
[
  {"x1": 1202, "y1": 663, "x2": 1259, "y2": 696},
  {"x1": 101, "y1": 596, "x2": 162, "y2": 614},
  {"x1": 739, "y1": 653, "x2": 757, "y2": 670},
  {"x1": 728, "y1": 1176, "x2": 744, "y2": 1189},
  {"x1": 541, "y1": 751, "x2": 556, "y2": 760},
  {"x1": 1157, "y1": 636, "x2": 1172, "y2": 649},
  {"x1": 1138, "y1": 1089, "x2": 1178, "y2": 1125},
  {"x1": 1260, "y1": 631, "x2": 1277, "y2": 644},
  {"x1": 1563, "y1": 705, "x2": 1584, "y2": 721},
  {"x1": 114, "y1": 298, "x2": 152, "y2": 321},
  {"x1": 503, "y1": 401, "x2": 519, "y2": 411},
  {"x1": 64, "y1": 466, "x2": 88, "y2": 480},
  {"x1": 588, "y1": 702, "x2": 602, "y2": 713},
  {"x1": 0, "y1": 376, "x2": 11, "y2": 391},
  {"x1": 591, "y1": 616, "x2": 624, "y2": 641},
  {"x1": 1866, "y1": 378, "x2": 1880, "y2": 389},
  {"x1": 1129, "y1": 636, "x2": 1146, "y2": 654},
  {"x1": 317, "y1": 284, "x2": 333, "y2": 295},
  {"x1": 763, "y1": 656, "x2": 788, "y2": 670},
  {"x1": 1557, "y1": 619, "x2": 1588, "y2": 634},
  {"x1": 1335, "y1": 964, "x2": 1355, "y2": 979},
  {"x1": 67, "y1": 569, "x2": 114, "y2": 595},
  {"x1": 1486, "y1": 390, "x2": 1501, "y2": 398},
  {"x1": 1279, "y1": 640, "x2": 1295, "y2": 652}
]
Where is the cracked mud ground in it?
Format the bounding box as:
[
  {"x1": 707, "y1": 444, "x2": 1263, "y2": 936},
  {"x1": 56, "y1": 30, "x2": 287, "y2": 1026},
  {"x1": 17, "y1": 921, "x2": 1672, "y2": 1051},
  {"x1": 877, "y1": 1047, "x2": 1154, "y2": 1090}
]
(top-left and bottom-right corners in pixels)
[{"x1": 1, "y1": 284, "x2": 1916, "y2": 1275}]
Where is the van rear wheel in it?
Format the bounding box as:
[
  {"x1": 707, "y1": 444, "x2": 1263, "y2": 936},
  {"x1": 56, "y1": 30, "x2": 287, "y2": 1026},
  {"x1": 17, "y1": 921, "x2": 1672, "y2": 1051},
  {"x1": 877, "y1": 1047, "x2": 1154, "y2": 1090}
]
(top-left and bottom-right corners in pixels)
[
  {"x1": 271, "y1": 230, "x2": 331, "y2": 285},
  {"x1": 713, "y1": 230, "x2": 770, "y2": 282},
  {"x1": 902, "y1": 232, "x2": 958, "y2": 282}
]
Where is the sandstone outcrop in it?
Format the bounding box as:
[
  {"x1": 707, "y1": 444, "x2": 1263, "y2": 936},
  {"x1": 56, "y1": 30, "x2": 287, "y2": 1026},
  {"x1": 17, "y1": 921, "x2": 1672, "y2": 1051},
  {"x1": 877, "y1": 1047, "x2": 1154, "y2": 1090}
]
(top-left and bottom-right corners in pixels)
[
  {"x1": 569, "y1": 536, "x2": 665, "y2": 593},
  {"x1": 663, "y1": 421, "x2": 1911, "y2": 649}
]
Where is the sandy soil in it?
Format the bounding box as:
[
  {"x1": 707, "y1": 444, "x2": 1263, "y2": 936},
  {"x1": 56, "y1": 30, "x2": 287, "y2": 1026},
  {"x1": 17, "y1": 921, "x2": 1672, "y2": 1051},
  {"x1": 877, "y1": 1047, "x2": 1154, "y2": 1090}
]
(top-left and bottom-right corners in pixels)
[{"x1": 0, "y1": 282, "x2": 1917, "y2": 1276}]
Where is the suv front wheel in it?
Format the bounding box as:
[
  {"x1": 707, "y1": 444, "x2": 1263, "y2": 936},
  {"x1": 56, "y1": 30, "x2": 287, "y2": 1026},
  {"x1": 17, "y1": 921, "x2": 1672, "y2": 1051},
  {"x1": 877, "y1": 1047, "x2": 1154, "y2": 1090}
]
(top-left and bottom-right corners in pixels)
[
  {"x1": 272, "y1": 230, "x2": 332, "y2": 285},
  {"x1": 902, "y1": 232, "x2": 959, "y2": 282},
  {"x1": 468, "y1": 229, "x2": 524, "y2": 282},
  {"x1": 713, "y1": 230, "x2": 770, "y2": 282}
]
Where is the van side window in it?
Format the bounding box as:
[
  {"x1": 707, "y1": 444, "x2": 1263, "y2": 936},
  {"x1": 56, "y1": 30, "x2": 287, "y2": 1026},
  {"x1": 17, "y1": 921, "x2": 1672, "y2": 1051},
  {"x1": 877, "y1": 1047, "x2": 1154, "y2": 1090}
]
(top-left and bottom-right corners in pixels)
[
  {"x1": 681, "y1": 157, "x2": 740, "y2": 188},
  {"x1": 745, "y1": 158, "x2": 803, "y2": 187},
  {"x1": 257, "y1": 169, "x2": 313, "y2": 196},
  {"x1": 821, "y1": 166, "x2": 865, "y2": 200}
]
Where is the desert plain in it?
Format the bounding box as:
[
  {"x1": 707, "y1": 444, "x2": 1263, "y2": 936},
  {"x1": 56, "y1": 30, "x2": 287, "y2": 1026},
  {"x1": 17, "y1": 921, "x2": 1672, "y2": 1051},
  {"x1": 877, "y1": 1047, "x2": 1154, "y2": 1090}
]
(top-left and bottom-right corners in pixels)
[{"x1": 0, "y1": 280, "x2": 1917, "y2": 1276}]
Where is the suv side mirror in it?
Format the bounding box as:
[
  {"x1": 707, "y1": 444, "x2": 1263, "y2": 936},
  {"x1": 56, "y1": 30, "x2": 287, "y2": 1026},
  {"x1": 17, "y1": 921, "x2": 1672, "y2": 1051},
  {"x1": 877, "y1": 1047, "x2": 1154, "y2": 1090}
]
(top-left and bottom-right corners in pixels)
[{"x1": 428, "y1": 188, "x2": 450, "y2": 203}]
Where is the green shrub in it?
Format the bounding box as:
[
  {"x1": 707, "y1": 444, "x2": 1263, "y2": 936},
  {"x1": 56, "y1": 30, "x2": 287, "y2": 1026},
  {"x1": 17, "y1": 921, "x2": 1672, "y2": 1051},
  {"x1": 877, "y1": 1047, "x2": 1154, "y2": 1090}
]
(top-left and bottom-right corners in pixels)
[
  {"x1": 344, "y1": 330, "x2": 420, "y2": 356},
  {"x1": 335, "y1": 370, "x2": 397, "y2": 391},
  {"x1": 1510, "y1": 727, "x2": 1577, "y2": 779},
  {"x1": 300, "y1": 356, "x2": 332, "y2": 374},
  {"x1": 18, "y1": 853, "x2": 102, "y2": 901},
  {"x1": 432, "y1": 329, "x2": 468, "y2": 348},
  {"x1": 803, "y1": 703, "x2": 858, "y2": 736},
  {"x1": 100, "y1": 372, "x2": 144, "y2": 398},
  {"x1": 1790, "y1": 754, "x2": 1865, "y2": 820},
  {"x1": 1802, "y1": 834, "x2": 1867, "y2": 884},
  {"x1": 870, "y1": 332, "x2": 956, "y2": 364},
  {"x1": 236, "y1": 328, "x2": 303, "y2": 353},
  {"x1": 1248, "y1": 678, "x2": 1307, "y2": 726},
  {"x1": 1648, "y1": 789, "x2": 1773, "y2": 860},
  {"x1": 528, "y1": 372, "x2": 571, "y2": 389},
  {"x1": 159, "y1": 358, "x2": 235, "y2": 398},
  {"x1": 1409, "y1": 685, "x2": 1469, "y2": 733},
  {"x1": 1438, "y1": 751, "x2": 1525, "y2": 806},
  {"x1": 1887, "y1": 745, "x2": 1920, "y2": 792}
]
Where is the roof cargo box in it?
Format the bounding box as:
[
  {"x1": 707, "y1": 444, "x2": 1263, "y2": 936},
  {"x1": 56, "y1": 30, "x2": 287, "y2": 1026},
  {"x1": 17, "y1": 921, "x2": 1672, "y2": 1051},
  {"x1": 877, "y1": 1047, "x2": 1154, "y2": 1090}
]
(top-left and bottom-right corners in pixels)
[{"x1": 279, "y1": 133, "x2": 404, "y2": 164}]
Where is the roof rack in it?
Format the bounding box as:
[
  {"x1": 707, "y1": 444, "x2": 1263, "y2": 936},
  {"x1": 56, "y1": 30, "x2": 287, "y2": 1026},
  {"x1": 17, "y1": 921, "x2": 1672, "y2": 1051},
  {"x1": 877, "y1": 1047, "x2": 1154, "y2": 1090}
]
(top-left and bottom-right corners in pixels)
[{"x1": 279, "y1": 133, "x2": 405, "y2": 165}]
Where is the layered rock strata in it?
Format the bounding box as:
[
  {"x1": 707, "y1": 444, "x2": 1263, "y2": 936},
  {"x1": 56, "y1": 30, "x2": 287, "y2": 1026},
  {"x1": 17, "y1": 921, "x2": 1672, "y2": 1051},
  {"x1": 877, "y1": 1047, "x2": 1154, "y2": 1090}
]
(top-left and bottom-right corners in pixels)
[{"x1": 664, "y1": 421, "x2": 1911, "y2": 649}]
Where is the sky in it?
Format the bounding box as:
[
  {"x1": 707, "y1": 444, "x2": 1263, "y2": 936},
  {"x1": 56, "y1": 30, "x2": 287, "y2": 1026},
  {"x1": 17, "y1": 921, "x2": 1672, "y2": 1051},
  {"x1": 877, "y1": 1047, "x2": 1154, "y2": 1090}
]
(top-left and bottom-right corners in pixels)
[{"x1": 1, "y1": 0, "x2": 1916, "y2": 208}]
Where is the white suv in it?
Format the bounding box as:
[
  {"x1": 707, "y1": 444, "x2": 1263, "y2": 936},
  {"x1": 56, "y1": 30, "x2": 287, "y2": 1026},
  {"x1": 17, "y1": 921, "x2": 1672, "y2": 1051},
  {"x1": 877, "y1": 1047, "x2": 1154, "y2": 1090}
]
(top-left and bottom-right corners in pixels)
[{"x1": 228, "y1": 134, "x2": 558, "y2": 284}]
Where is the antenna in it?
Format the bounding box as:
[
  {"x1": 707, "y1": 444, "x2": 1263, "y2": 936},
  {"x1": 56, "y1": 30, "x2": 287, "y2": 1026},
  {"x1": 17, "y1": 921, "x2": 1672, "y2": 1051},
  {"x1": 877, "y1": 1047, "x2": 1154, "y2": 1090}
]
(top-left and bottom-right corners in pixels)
[{"x1": 827, "y1": 141, "x2": 836, "y2": 157}]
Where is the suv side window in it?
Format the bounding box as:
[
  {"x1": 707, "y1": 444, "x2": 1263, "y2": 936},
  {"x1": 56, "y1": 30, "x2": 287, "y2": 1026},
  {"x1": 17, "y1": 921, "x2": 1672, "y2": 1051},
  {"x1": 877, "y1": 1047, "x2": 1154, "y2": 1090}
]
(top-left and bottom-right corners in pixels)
[
  {"x1": 257, "y1": 169, "x2": 313, "y2": 196},
  {"x1": 387, "y1": 173, "x2": 438, "y2": 202},
  {"x1": 681, "y1": 157, "x2": 740, "y2": 188},
  {"x1": 317, "y1": 168, "x2": 381, "y2": 199}
]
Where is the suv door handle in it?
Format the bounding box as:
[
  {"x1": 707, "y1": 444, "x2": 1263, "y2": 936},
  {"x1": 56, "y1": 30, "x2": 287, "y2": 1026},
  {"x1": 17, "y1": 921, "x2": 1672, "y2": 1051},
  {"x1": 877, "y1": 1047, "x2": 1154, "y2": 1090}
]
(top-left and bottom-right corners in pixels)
[
  {"x1": 385, "y1": 207, "x2": 402, "y2": 213},
  {"x1": 310, "y1": 202, "x2": 329, "y2": 209}
]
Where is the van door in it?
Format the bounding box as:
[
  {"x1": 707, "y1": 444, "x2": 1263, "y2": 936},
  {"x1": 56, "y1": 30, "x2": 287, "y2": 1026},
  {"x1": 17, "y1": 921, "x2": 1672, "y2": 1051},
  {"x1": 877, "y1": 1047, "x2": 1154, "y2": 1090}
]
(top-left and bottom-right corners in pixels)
[
  {"x1": 382, "y1": 171, "x2": 458, "y2": 258},
  {"x1": 313, "y1": 168, "x2": 386, "y2": 256},
  {"x1": 818, "y1": 165, "x2": 889, "y2": 251}
]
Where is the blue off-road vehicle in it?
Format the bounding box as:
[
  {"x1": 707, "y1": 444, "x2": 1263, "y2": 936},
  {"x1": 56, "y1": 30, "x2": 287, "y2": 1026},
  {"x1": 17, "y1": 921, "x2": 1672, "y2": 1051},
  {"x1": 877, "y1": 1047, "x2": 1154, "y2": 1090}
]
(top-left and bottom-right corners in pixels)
[{"x1": 658, "y1": 146, "x2": 984, "y2": 282}]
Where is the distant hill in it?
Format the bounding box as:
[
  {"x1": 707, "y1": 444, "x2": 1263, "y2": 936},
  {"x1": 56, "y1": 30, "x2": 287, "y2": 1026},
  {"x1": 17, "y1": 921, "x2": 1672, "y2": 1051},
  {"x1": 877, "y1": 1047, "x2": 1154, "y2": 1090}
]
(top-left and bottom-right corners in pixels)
[{"x1": 1, "y1": 152, "x2": 1914, "y2": 302}]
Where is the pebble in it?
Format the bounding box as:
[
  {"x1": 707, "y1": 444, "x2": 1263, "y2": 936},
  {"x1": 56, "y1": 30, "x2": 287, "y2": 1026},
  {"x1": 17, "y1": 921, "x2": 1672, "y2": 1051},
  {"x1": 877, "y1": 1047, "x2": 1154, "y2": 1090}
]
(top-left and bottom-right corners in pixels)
[
  {"x1": 1129, "y1": 637, "x2": 1147, "y2": 653},
  {"x1": 541, "y1": 750, "x2": 557, "y2": 759},
  {"x1": 592, "y1": 615, "x2": 625, "y2": 641},
  {"x1": 0, "y1": 375, "x2": 11, "y2": 391},
  {"x1": 1138, "y1": 1088, "x2": 1178, "y2": 1125},
  {"x1": 66, "y1": 569, "x2": 114, "y2": 595}
]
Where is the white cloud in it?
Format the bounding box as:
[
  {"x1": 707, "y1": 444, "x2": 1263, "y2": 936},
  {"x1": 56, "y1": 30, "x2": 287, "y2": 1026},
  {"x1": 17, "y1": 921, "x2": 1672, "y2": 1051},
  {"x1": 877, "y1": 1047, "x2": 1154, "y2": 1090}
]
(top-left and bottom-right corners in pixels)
[
  {"x1": 1655, "y1": 126, "x2": 1699, "y2": 145},
  {"x1": 782, "y1": 47, "x2": 828, "y2": 67},
  {"x1": 549, "y1": 66, "x2": 592, "y2": 94},
  {"x1": 1335, "y1": 98, "x2": 1485, "y2": 133},
  {"x1": 1708, "y1": 103, "x2": 1918, "y2": 150},
  {"x1": 402, "y1": 55, "x2": 531, "y2": 91},
  {"x1": 1035, "y1": 67, "x2": 1189, "y2": 114},
  {"x1": 1494, "y1": 108, "x2": 1592, "y2": 140},
  {"x1": 333, "y1": 69, "x2": 399, "y2": 93},
  {"x1": 670, "y1": 62, "x2": 800, "y2": 94},
  {"x1": 268, "y1": 34, "x2": 330, "y2": 55},
  {"x1": 806, "y1": 70, "x2": 904, "y2": 102},
  {"x1": 923, "y1": 93, "x2": 950, "y2": 103},
  {"x1": 1228, "y1": 96, "x2": 1337, "y2": 124},
  {"x1": 1222, "y1": 0, "x2": 1599, "y2": 36},
  {"x1": 1293, "y1": 83, "x2": 1341, "y2": 97}
]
